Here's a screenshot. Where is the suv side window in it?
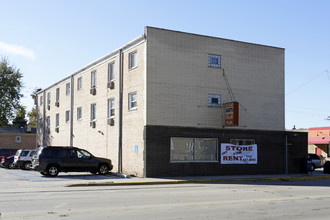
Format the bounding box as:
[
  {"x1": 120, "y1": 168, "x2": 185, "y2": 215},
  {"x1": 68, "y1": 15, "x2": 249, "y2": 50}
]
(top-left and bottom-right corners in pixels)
[{"x1": 77, "y1": 150, "x2": 91, "y2": 159}]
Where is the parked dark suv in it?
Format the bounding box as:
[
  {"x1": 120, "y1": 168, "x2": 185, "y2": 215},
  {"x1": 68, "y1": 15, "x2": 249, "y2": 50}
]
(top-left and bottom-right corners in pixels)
[{"x1": 32, "y1": 146, "x2": 113, "y2": 177}]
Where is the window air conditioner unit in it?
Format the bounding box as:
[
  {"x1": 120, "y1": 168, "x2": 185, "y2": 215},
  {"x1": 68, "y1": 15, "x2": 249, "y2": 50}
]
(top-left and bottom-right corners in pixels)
[
  {"x1": 107, "y1": 81, "x2": 115, "y2": 89},
  {"x1": 55, "y1": 127, "x2": 59, "y2": 133},
  {"x1": 55, "y1": 101, "x2": 60, "y2": 107},
  {"x1": 90, "y1": 88, "x2": 96, "y2": 95},
  {"x1": 107, "y1": 118, "x2": 114, "y2": 126},
  {"x1": 47, "y1": 105, "x2": 50, "y2": 110},
  {"x1": 90, "y1": 121, "x2": 96, "y2": 128}
]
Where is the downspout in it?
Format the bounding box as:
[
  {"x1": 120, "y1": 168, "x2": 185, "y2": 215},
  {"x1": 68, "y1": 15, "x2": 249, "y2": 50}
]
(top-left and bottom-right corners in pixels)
[
  {"x1": 70, "y1": 75, "x2": 74, "y2": 147},
  {"x1": 42, "y1": 91, "x2": 46, "y2": 146},
  {"x1": 118, "y1": 49, "x2": 123, "y2": 173}
]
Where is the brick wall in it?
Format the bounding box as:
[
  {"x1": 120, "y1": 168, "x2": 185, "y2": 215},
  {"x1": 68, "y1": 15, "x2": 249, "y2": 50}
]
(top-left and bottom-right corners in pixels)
[{"x1": 145, "y1": 125, "x2": 307, "y2": 177}]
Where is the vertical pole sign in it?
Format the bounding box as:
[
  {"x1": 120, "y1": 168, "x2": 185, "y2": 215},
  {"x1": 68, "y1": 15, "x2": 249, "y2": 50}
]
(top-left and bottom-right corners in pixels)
[{"x1": 225, "y1": 102, "x2": 239, "y2": 126}]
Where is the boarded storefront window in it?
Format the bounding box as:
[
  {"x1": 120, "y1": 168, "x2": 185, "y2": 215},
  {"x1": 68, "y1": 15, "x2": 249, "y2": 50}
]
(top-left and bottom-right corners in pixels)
[{"x1": 170, "y1": 137, "x2": 218, "y2": 162}]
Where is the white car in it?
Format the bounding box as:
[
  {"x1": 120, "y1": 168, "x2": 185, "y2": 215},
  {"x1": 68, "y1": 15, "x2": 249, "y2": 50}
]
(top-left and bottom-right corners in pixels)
[{"x1": 14, "y1": 149, "x2": 36, "y2": 170}]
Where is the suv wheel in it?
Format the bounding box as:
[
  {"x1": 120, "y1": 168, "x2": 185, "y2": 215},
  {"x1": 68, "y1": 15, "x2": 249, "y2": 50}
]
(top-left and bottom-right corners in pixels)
[
  {"x1": 98, "y1": 164, "x2": 109, "y2": 175},
  {"x1": 23, "y1": 162, "x2": 32, "y2": 170},
  {"x1": 47, "y1": 165, "x2": 59, "y2": 177},
  {"x1": 8, "y1": 162, "x2": 15, "y2": 169}
]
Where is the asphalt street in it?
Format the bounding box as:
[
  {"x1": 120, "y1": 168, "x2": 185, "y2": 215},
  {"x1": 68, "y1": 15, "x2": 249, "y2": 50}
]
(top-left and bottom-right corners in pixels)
[{"x1": 1, "y1": 168, "x2": 330, "y2": 219}]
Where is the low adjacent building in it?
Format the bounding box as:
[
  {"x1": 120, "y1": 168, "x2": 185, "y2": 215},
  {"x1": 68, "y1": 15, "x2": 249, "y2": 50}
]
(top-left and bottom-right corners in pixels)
[
  {"x1": 0, "y1": 127, "x2": 36, "y2": 150},
  {"x1": 35, "y1": 27, "x2": 307, "y2": 177},
  {"x1": 308, "y1": 127, "x2": 330, "y2": 157}
]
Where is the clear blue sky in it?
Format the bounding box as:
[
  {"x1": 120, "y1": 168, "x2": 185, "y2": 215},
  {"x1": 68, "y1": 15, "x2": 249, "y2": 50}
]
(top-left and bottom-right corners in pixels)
[{"x1": 1, "y1": 0, "x2": 329, "y2": 129}]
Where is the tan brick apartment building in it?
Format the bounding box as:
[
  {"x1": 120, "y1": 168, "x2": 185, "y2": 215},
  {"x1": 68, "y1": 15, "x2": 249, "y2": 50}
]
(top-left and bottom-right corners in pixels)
[{"x1": 36, "y1": 27, "x2": 306, "y2": 177}]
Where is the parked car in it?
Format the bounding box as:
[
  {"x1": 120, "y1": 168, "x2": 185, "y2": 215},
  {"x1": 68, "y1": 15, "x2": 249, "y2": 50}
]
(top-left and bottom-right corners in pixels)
[
  {"x1": 0, "y1": 155, "x2": 17, "y2": 169},
  {"x1": 32, "y1": 146, "x2": 113, "y2": 177},
  {"x1": 14, "y1": 149, "x2": 36, "y2": 170},
  {"x1": 308, "y1": 153, "x2": 326, "y2": 171},
  {"x1": 0, "y1": 149, "x2": 18, "y2": 161}
]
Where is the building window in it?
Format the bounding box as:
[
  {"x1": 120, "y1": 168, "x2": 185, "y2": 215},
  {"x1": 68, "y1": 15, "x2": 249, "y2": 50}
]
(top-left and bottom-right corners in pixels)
[
  {"x1": 108, "y1": 98, "x2": 115, "y2": 118},
  {"x1": 46, "y1": 116, "x2": 50, "y2": 130},
  {"x1": 230, "y1": 139, "x2": 255, "y2": 145},
  {"x1": 129, "y1": 51, "x2": 137, "y2": 69},
  {"x1": 56, "y1": 88, "x2": 60, "y2": 102},
  {"x1": 65, "y1": 110, "x2": 70, "y2": 123},
  {"x1": 208, "y1": 94, "x2": 221, "y2": 107},
  {"x1": 55, "y1": 113, "x2": 59, "y2": 127},
  {"x1": 128, "y1": 92, "x2": 137, "y2": 110},
  {"x1": 77, "y1": 77, "x2": 82, "y2": 90},
  {"x1": 66, "y1": 83, "x2": 70, "y2": 95},
  {"x1": 39, "y1": 118, "x2": 43, "y2": 128},
  {"x1": 208, "y1": 54, "x2": 221, "y2": 68},
  {"x1": 15, "y1": 136, "x2": 22, "y2": 143},
  {"x1": 91, "y1": 103, "x2": 96, "y2": 121},
  {"x1": 40, "y1": 96, "x2": 43, "y2": 106},
  {"x1": 91, "y1": 70, "x2": 96, "y2": 88},
  {"x1": 108, "y1": 62, "x2": 115, "y2": 81},
  {"x1": 47, "y1": 92, "x2": 51, "y2": 107},
  {"x1": 170, "y1": 137, "x2": 218, "y2": 162},
  {"x1": 77, "y1": 107, "x2": 82, "y2": 120}
]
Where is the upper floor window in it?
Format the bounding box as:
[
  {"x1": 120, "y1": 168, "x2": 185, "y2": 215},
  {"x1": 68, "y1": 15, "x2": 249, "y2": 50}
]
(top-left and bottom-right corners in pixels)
[
  {"x1": 129, "y1": 51, "x2": 137, "y2": 69},
  {"x1": 108, "y1": 62, "x2": 115, "y2": 81},
  {"x1": 208, "y1": 94, "x2": 221, "y2": 107},
  {"x1": 56, "y1": 88, "x2": 60, "y2": 102},
  {"x1": 55, "y1": 113, "x2": 59, "y2": 127},
  {"x1": 108, "y1": 98, "x2": 115, "y2": 118},
  {"x1": 66, "y1": 83, "x2": 70, "y2": 95},
  {"x1": 77, "y1": 77, "x2": 82, "y2": 90},
  {"x1": 47, "y1": 92, "x2": 51, "y2": 107},
  {"x1": 91, "y1": 70, "x2": 96, "y2": 88},
  {"x1": 128, "y1": 92, "x2": 137, "y2": 110},
  {"x1": 77, "y1": 107, "x2": 82, "y2": 120},
  {"x1": 208, "y1": 54, "x2": 221, "y2": 68},
  {"x1": 91, "y1": 103, "x2": 96, "y2": 121},
  {"x1": 65, "y1": 110, "x2": 70, "y2": 123},
  {"x1": 40, "y1": 96, "x2": 43, "y2": 106}
]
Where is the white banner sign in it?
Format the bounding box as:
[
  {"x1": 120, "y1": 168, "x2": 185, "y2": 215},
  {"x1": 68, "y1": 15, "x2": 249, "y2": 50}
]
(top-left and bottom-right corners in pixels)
[{"x1": 221, "y1": 143, "x2": 257, "y2": 164}]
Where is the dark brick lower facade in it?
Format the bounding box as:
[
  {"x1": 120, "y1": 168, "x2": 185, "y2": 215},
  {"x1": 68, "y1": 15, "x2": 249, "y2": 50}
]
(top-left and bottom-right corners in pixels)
[{"x1": 145, "y1": 125, "x2": 307, "y2": 177}]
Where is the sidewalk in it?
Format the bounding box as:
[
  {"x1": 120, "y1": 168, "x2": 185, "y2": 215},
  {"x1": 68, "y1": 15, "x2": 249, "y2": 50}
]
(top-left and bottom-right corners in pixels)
[{"x1": 66, "y1": 169, "x2": 330, "y2": 187}]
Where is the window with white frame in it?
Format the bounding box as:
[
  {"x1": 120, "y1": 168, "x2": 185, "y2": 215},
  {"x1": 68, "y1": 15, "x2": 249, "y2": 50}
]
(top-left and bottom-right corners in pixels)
[
  {"x1": 128, "y1": 92, "x2": 137, "y2": 110},
  {"x1": 91, "y1": 70, "x2": 96, "y2": 88},
  {"x1": 108, "y1": 62, "x2": 115, "y2": 81},
  {"x1": 77, "y1": 107, "x2": 82, "y2": 120},
  {"x1": 46, "y1": 116, "x2": 50, "y2": 129},
  {"x1": 91, "y1": 103, "x2": 96, "y2": 121},
  {"x1": 129, "y1": 51, "x2": 137, "y2": 69},
  {"x1": 208, "y1": 54, "x2": 221, "y2": 68},
  {"x1": 66, "y1": 83, "x2": 70, "y2": 95},
  {"x1": 47, "y1": 92, "x2": 51, "y2": 107},
  {"x1": 40, "y1": 96, "x2": 43, "y2": 106},
  {"x1": 108, "y1": 98, "x2": 115, "y2": 118},
  {"x1": 39, "y1": 118, "x2": 43, "y2": 128},
  {"x1": 56, "y1": 88, "x2": 60, "y2": 102},
  {"x1": 65, "y1": 110, "x2": 70, "y2": 123},
  {"x1": 55, "y1": 113, "x2": 59, "y2": 127},
  {"x1": 170, "y1": 137, "x2": 218, "y2": 162},
  {"x1": 208, "y1": 94, "x2": 221, "y2": 107},
  {"x1": 77, "y1": 77, "x2": 82, "y2": 90}
]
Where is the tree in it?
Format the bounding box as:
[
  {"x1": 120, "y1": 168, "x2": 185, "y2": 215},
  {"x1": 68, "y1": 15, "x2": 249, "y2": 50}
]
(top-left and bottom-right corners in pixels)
[
  {"x1": 28, "y1": 106, "x2": 37, "y2": 127},
  {"x1": 27, "y1": 88, "x2": 41, "y2": 127},
  {"x1": 12, "y1": 105, "x2": 27, "y2": 127},
  {"x1": 0, "y1": 57, "x2": 23, "y2": 126}
]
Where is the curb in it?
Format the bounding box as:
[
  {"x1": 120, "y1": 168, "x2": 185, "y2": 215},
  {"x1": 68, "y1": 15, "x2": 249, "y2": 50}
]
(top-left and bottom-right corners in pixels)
[{"x1": 65, "y1": 175, "x2": 330, "y2": 187}]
